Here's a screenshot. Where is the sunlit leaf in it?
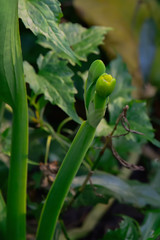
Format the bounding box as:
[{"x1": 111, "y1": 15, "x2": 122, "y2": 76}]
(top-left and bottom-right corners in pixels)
[{"x1": 18, "y1": 0, "x2": 78, "y2": 64}]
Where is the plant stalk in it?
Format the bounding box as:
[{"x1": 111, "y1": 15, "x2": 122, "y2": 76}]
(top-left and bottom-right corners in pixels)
[
  {"x1": 2, "y1": 0, "x2": 29, "y2": 238},
  {"x1": 36, "y1": 121, "x2": 96, "y2": 240},
  {"x1": 7, "y1": 94, "x2": 28, "y2": 240}
]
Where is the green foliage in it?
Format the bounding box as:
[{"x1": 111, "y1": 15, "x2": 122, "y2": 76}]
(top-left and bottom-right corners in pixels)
[
  {"x1": 0, "y1": 191, "x2": 6, "y2": 240},
  {"x1": 38, "y1": 23, "x2": 110, "y2": 62},
  {"x1": 0, "y1": 128, "x2": 12, "y2": 156},
  {"x1": 24, "y1": 52, "x2": 81, "y2": 123},
  {"x1": 0, "y1": 161, "x2": 8, "y2": 190},
  {"x1": 59, "y1": 23, "x2": 110, "y2": 61},
  {"x1": 0, "y1": 0, "x2": 160, "y2": 240},
  {"x1": 141, "y1": 210, "x2": 160, "y2": 240},
  {"x1": 20, "y1": 0, "x2": 109, "y2": 123},
  {"x1": 0, "y1": 0, "x2": 25, "y2": 108},
  {"x1": 72, "y1": 173, "x2": 160, "y2": 208},
  {"x1": 97, "y1": 57, "x2": 160, "y2": 147},
  {"x1": 18, "y1": 0, "x2": 78, "y2": 64},
  {"x1": 84, "y1": 60, "x2": 106, "y2": 111},
  {"x1": 107, "y1": 57, "x2": 133, "y2": 102},
  {"x1": 0, "y1": 0, "x2": 29, "y2": 239},
  {"x1": 101, "y1": 216, "x2": 141, "y2": 240},
  {"x1": 98, "y1": 99, "x2": 159, "y2": 146}
]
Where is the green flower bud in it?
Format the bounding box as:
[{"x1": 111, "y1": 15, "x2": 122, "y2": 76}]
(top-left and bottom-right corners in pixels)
[{"x1": 96, "y1": 73, "x2": 116, "y2": 98}]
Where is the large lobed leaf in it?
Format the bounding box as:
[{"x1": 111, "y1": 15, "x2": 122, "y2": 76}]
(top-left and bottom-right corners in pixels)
[
  {"x1": 24, "y1": 52, "x2": 81, "y2": 123},
  {"x1": 18, "y1": 0, "x2": 78, "y2": 64},
  {"x1": 60, "y1": 23, "x2": 110, "y2": 61},
  {"x1": 38, "y1": 22, "x2": 110, "y2": 62}
]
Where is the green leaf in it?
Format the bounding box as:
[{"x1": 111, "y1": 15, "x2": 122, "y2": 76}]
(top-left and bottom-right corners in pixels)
[
  {"x1": 0, "y1": 191, "x2": 6, "y2": 240},
  {"x1": 105, "y1": 57, "x2": 160, "y2": 147},
  {"x1": 109, "y1": 100, "x2": 155, "y2": 142},
  {"x1": 106, "y1": 57, "x2": 134, "y2": 127},
  {"x1": 140, "y1": 165, "x2": 160, "y2": 240},
  {"x1": 141, "y1": 210, "x2": 160, "y2": 240},
  {"x1": 101, "y1": 216, "x2": 140, "y2": 240},
  {"x1": 101, "y1": 91, "x2": 160, "y2": 147},
  {"x1": 126, "y1": 100, "x2": 160, "y2": 146},
  {"x1": 72, "y1": 172, "x2": 160, "y2": 208},
  {"x1": 38, "y1": 23, "x2": 109, "y2": 62},
  {"x1": 70, "y1": 185, "x2": 110, "y2": 207},
  {"x1": 0, "y1": 127, "x2": 12, "y2": 156},
  {"x1": 24, "y1": 52, "x2": 81, "y2": 123},
  {"x1": 60, "y1": 23, "x2": 110, "y2": 61},
  {"x1": 18, "y1": 0, "x2": 78, "y2": 64},
  {"x1": 107, "y1": 57, "x2": 134, "y2": 103},
  {"x1": 148, "y1": 228, "x2": 160, "y2": 240},
  {"x1": 0, "y1": 0, "x2": 25, "y2": 108}
]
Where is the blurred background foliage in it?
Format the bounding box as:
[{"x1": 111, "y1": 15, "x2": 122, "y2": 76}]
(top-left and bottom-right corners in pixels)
[{"x1": 73, "y1": 0, "x2": 160, "y2": 97}]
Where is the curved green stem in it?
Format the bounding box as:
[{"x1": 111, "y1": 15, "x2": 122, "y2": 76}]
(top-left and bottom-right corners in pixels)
[
  {"x1": 36, "y1": 121, "x2": 96, "y2": 240},
  {"x1": 57, "y1": 117, "x2": 72, "y2": 134},
  {"x1": 36, "y1": 60, "x2": 116, "y2": 240}
]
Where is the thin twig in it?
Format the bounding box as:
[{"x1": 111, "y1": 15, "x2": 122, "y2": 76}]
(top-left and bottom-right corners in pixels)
[
  {"x1": 110, "y1": 105, "x2": 129, "y2": 137},
  {"x1": 121, "y1": 116, "x2": 144, "y2": 135},
  {"x1": 110, "y1": 141, "x2": 144, "y2": 171}
]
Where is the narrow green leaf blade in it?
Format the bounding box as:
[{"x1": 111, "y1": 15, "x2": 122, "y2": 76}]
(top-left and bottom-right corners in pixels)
[
  {"x1": 0, "y1": 0, "x2": 24, "y2": 107},
  {"x1": 18, "y1": 0, "x2": 78, "y2": 64}
]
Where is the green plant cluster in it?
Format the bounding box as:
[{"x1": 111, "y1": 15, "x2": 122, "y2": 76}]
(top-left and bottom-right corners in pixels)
[{"x1": 0, "y1": 0, "x2": 160, "y2": 240}]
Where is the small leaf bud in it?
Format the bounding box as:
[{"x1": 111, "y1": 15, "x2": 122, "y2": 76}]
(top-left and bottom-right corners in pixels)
[{"x1": 96, "y1": 73, "x2": 116, "y2": 98}]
